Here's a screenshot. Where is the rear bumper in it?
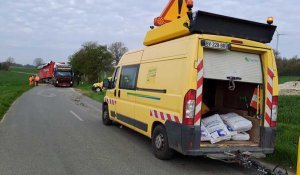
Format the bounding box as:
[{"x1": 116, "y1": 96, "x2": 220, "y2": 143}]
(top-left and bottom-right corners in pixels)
[
  {"x1": 56, "y1": 82, "x2": 72, "y2": 87},
  {"x1": 165, "y1": 121, "x2": 276, "y2": 156}
]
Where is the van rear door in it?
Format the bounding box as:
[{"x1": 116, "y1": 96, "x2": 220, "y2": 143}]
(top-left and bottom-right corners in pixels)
[{"x1": 203, "y1": 49, "x2": 263, "y2": 84}]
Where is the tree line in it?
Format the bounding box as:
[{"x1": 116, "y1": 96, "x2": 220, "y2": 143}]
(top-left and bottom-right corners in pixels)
[
  {"x1": 275, "y1": 52, "x2": 300, "y2": 76},
  {"x1": 69, "y1": 41, "x2": 128, "y2": 83}
]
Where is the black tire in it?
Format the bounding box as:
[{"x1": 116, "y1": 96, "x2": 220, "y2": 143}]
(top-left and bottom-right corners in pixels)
[
  {"x1": 152, "y1": 125, "x2": 174, "y2": 160},
  {"x1": 102, "y1": 104, "x2": 112, "y2": 125}
]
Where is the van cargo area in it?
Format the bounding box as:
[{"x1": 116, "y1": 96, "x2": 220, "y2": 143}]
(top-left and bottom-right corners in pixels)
[{"x1": 200, "y1": 79, "x2": 262, "y2": 147}]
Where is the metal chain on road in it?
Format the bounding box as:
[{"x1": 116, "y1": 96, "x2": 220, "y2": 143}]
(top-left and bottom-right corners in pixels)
[{"x1": 236, "y1": 152, "x2": 289, "y2": 175}]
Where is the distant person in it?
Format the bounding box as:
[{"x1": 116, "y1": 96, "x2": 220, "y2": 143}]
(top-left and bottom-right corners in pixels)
[
  {"x1": 35, "y1": 75, "x2": 40, "y2": 86},
  {"x1": 28, "y1": 76, "x2": 33, "y2": 86}
]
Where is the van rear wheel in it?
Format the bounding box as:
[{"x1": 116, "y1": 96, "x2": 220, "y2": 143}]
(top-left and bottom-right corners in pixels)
[
  {"x1": 152, "y1": 125, "x2": 174, "y2": 160},
  {"x1": 102, "y1": 105, "x2": 112, "y2": 125}
]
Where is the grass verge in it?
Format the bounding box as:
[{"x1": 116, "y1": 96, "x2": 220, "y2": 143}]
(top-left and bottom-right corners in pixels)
[
  {"x1": 0, "y1": 67, "x2": 37, "y2": 121},
  {"x1": 279, "y1": 76, "x2": 300, "y2": 84},
  {"x1": 265, "y1": 95, "x2": 300, "y2": 171},
  {"x1": 74, "y1": 82, "x2": 105, "y2": 103}
]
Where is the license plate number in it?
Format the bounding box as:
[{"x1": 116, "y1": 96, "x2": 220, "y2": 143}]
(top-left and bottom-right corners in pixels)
[{"x1": 201, "y1": 40, "x2": 230, "y2": 50}]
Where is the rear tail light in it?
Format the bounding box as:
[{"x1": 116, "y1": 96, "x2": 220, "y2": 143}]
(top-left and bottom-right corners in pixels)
[
  {"x1": 271, "y1": 96, "x2": 278, "y2": 127},
  {"x1": 183, "y1": 89, "x2": 196, "y2": 125}
]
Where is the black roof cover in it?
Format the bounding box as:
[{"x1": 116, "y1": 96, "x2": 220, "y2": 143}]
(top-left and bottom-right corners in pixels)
[{"x1": 189, "y1": 11, "x2": 277, "y2": 43}]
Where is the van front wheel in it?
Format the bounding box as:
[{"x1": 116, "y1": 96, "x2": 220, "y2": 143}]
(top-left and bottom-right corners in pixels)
[
  {"x1": 152, "y1": 125, "x2": 174, "y2": 160},
  {"x1": 102, "y1": 105, "x2": 112, "y2": 125}
]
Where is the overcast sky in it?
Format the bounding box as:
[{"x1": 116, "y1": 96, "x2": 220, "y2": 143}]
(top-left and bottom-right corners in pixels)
[{"x1": 0, "y1": 0, "x2": 299, "y2": 65}]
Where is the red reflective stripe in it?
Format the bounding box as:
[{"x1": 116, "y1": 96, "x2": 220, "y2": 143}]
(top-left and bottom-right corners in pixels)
[
  {"x1": 174, "y1": 116, "x2": 180, "y2": 123},
  {"x1": 160, "y1": 112, "x2": 165, "y2": 120},
  {"x1": 196, "y1": 94, "x2": 202, "y2": 107},
  {"x1": 197, "y1": 77, "x2": 203, "y2": 88},
  {"x1": 167, "y1": 114, "x2": 171, "y2": 121},
  {"x1": 266, "y1": 99, "x2": 272, "y2": 108},
  {"x1": 268, "y1": 68, "x2": 274, "y2": 77},
  {"x1": 195, "y1": 60, "x2": 203, "y2": 125},
  {"x1": 267, "y1": 83, "x2": 273, "y2": 94},
  {"x1": 265, "y1": 113, "x2": 272, "y2": 126},
  {"x1": 153, "y1": 110, "x2": 158, "y2": 118},
  {"x1": 198, "y1": 60, "x2": 203, "y2": 71}
]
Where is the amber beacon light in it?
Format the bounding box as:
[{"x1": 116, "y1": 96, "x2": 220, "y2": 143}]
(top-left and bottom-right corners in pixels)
[{"x1": 267, "y1": 17, "x2": 274, "y2": 25}]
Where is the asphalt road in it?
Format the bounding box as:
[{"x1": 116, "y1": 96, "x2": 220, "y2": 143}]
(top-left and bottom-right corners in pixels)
[{"x1": 0, "y1": 85, "x2": 260, "y2": 175}]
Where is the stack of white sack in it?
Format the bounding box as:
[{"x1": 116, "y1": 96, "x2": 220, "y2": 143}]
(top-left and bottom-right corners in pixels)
[
  {"x1": 220, "y1": 113, "x2": 253, "y2": 141},
  {"x1": 201, "y1": 114, "x2": 231, "y2": 144}
]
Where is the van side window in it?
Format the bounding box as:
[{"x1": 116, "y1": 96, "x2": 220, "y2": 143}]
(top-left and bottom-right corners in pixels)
[
  {"x1": 111, "y1": 67, "x2": 120, "y2": 89},
  {"x1": 119, "y1": 65, "x2": 139, "y2": 90}
]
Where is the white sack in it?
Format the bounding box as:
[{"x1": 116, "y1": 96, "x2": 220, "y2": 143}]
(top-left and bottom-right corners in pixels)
[
  {"x1": 231, "y1": 132, "x2": 250, "y2": 141},
  {"x1": 202, "y1": 114, "x2": 231, "y2": 144},
  {"x1": 226, "y1": 124, "x2": 238, "y2": 136},
  {"x1": 200, "y1": 125, "x2": 212, "y2": 141},
  {"x1": 220, "y1": 113, "x2": 253, "y2": 132}
]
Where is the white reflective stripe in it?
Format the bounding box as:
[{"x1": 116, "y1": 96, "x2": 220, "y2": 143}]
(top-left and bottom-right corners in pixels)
[
  {"x1": 251, "y1": 95, "x2": 258, "y2": 102},
  {"x1": 267, "y1": 91, "x2": 273, "y2": 102},
  {"x1": 163, "y1": 113, "x2": 168, "y2": 121},
  {"x1": 264, "y1": 119, "x2": 270, "y2": 127},
  {"x1": 197, "y1": 60, "x2": 202, "y2": 67},
  {"x1": 265, "y1": 106, "x2": 272, "y2": 116},
  {"x1": 150, "y1": 110, "x2": 154, "y2": 117},
  {"x1": 195, "y1": 102, "x2": 202, "y2": 115},
  {"x1": 195, "y1": 120, "x2": 200, "y2": 125},
  {"x1": 271, "y1": 106, "x2": 278, "y2": 121},
  {"x1": 156, "y1": 111, "x2": 161, "y2": 119},
  {"x1": 170, "y1": 114, "x2": 175, "y2": 122},
  {"x1": 197, "y1": 85, "x2": 203, "y2": 98},
  {"x1": 197, "y1": 69, "x2": 204, "y2": 81},
  {"x1": 268, "y1": 76, "x2": 273, "y2": 86}
]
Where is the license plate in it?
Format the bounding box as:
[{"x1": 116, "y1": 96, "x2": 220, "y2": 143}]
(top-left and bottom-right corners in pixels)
[{"x1": 201, "y1": 40, "x2": 230, "y2": 50}]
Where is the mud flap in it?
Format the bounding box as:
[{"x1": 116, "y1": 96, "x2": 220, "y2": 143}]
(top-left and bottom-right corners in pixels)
[{"x1": 165, "y1": 120, "x2": 201, "y2": 155}]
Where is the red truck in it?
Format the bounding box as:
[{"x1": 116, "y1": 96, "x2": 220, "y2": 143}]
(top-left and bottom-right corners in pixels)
[{"x1": 38, "y1": 61, "x2": 73, "y2": 87}]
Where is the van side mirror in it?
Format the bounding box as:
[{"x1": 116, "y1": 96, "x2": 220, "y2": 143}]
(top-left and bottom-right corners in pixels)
[{"x1": 103, "y1": 79, "x2": 110, "y2": 89}]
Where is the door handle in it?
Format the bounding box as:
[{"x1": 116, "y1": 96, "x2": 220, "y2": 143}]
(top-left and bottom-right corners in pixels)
[
  {"x1": 118, "y1": 90, "x2": 121, "y2": 97},
  {"x1": 114, "y1": 89, "x2": 117, "y2": 97}
]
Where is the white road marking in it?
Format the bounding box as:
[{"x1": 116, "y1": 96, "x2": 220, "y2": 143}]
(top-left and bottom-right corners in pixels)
[{"x1": 70, "y1": 110, "x2": 84, "y2": 121}]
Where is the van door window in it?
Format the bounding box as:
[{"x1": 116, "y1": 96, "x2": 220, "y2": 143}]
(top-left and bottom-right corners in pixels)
[
  {"x1": 119, "y1": 65, "x2": 139, "y2": 90},
  {"x1": 111, "y1": 67, "x2": 120, "y2": 89}
]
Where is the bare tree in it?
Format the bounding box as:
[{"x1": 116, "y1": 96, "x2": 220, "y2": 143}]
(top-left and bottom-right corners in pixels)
[
  {"x1": 6, "y1": 56, "x2": 15, "y2": 65},
  {"x1": 108, "y1": 42, "x2": 128, "y2": 66},
  {"x1": 33, "y1": 58, "x2": 45, "y2": 67}
]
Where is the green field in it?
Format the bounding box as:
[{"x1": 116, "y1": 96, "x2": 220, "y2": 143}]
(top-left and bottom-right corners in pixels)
[
  {"x1": 0, "y1": 67, "x2": 37, "y2": 120},
  {"x1": 266, "y1": 95, "x2": 300, "y2": 170},
  {"x1": 75, "y1": 82, "x2": 105, "y2": 103},
  {"x1": 279, "y1": 76, "x2": 300, "y2": 84}
]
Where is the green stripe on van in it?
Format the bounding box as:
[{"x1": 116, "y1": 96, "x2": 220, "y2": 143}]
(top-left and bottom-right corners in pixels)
[{"x1": 127, "y1": 92, "x2": 160, "y2": 101}]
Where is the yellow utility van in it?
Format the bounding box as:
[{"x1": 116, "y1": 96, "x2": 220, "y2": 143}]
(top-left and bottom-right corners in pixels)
[{"x1": 103, "y1": 11, "x2": 278, "y2": 160}]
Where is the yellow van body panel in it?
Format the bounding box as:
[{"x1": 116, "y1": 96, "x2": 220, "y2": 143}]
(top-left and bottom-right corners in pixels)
[{"x1": 105, "y1": 33, "x2": 278, "y2": 139}]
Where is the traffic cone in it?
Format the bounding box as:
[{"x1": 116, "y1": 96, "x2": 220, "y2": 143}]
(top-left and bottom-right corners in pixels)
[{"x1": 250, "y1": 88, "x2": 259, "y2": 110}]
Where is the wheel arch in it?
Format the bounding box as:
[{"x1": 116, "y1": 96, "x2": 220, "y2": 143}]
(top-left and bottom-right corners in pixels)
[{"x1": 151, "y1": 121, "x2": 164, "y2": 138}]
